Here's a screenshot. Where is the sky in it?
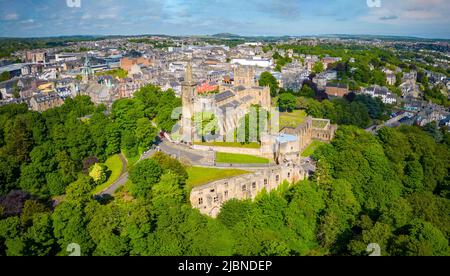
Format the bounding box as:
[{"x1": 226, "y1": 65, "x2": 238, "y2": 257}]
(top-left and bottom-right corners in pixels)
[{"x1": 0, "y1": 0, "x2": 449, "y2": 38}]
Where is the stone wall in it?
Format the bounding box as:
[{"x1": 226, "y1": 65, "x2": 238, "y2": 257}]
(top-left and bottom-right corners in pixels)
[
  {"x1": 190, "y1": 164, "x2": 307, "y2": 217},
  {"x1": 192, "y1": 144, "x2": 264, "y2": 157}
]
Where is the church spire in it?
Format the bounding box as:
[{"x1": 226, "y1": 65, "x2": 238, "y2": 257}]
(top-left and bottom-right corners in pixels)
[{"x1": 185, "y1": 60, "x2": 193, "y2": 84}]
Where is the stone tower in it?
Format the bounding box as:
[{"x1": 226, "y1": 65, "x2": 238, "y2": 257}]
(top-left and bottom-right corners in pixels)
[
  {"x1": 82, "y1": 56, "x2": 93, "y2": 84},
  {"x1": 234, "y1": 66, "x2": 255, "y2": 87},
  {"x1": 181, "y1": 61, "x2": 197, "y2": 143}
]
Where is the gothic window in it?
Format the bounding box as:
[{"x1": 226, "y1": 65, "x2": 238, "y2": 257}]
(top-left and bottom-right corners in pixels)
[
  {"x1": 214, "y1": 197, "x2": 219, "y2": 203},
  {"x1": 276, "y1": 175, "x2": 280, "y2": 182},
  {"x1": 252, "y1": 182, "x2": 257, "y2": 189},
  {"x1": 288, "y1": 172, "x2": 291, "y2": 178},
  {"x1": 198, "y1": 198, "x2": 203, "y2": 205},
  {"x1": 242, "y1": 185, "x2": 247, "y2": 191},
  {"x1": 224, "y1": 191, "x2": 228, "y2": 198},
  {"x1": 264, "y1": 179, "x2": 268, "y2": 185}
]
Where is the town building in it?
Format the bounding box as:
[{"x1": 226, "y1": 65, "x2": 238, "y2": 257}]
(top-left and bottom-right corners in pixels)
[
  {"x1": 29, "y1": 92, "x2": 64, "y2": 112},
  {"x1": 325, "y1": 82, "x2": 349, "y2": 97},
  {"x1": 180, "y1": 63, "x2": 272, "y2": 142},
  {"x1": 363, "y1": 85, "x2": 398, "y2": 104}
]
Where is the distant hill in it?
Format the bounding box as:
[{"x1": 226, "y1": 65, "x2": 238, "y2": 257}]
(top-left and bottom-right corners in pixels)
[{"x1": 211, "y1": 33, "x2": 243, "y2": 39}]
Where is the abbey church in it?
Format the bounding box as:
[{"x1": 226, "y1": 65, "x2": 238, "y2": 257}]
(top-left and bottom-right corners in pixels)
[{"x1": 180, "y1": 62, "x2": 271, "y2": 143}]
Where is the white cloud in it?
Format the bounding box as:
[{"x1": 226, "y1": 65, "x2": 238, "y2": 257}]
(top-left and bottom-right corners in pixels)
[
  {"x1": 20, "y1": 19, "x2": 34, "y2": 24},
  {"x1": 360, "y1": 0, "x2": 450, "y2": 24},
  {"x1": 2, "y1": 13, "x2": 18, "y2": 21}
]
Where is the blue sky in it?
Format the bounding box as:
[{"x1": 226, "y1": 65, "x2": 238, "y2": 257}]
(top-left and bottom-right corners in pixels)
[{"x1": 0, "y1": 0, "x2": 449, "y2": 38}]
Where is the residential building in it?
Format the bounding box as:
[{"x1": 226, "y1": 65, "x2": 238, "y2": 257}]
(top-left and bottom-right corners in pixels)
[{"x1": 325, "y1": 82, "x2": 349, "y2": 97}]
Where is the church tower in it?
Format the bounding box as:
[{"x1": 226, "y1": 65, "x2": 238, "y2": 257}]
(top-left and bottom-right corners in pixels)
[
  {"x1": 181, "y1": 61, "x2": 197, "y2": 143},
  {"x1": 234, "y1": 66, "x2": 255, "y2": 87},
  {"x1": 82, "y1": 56, "x2": 93, "y2": 84}
]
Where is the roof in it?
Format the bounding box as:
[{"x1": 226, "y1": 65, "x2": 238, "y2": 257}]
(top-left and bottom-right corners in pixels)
[
  {"x1": 326, "y1": 82, "x2": 347, "y2": 89},
  {"x1": 0, "y1": 63, "x2": 27, "y2": 74},
  {"x1": 219, "y1": 100, "x2": 241, "y2": 112},
  {"x1": 0, "y1": 79, "x2": 18, "y2": 90},
  {"x1": 32, "y1": 92, "x2": 62, "y2": 103},
  {"x1": 232, "y1": 85, "x2": 246, "y2": 92},
  {"x1": 215, "y1": 90, "x2": 235, "y2": 102},
  {"x1": 241, "y1": 95, "x2": 253, "y2": 103}
]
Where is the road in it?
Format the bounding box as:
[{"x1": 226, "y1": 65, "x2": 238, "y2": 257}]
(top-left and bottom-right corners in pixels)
[
  {"x1": 97, "y1": 140, "x2": 275, "y2": 196},
  {"x1": 158, "y1": 141, "x2": 205, "y2": 163}
]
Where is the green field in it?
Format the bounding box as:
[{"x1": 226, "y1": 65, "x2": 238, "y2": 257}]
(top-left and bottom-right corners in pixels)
[
  {"x1": 92, "y1": 154, "x2": 124, "y2": 195},
  {"x1": 312, "y1": 120, "x2": 329, "y2": 128},
  {"x1": 96, "y1": 68, "x2": 128, "y2": 79},
  {"x1": 301, "y1": 140, "x2": 327, "y2": 157},
  {"x1": 280, "y1": 110, "x2": 308, "y2": 129},
  {"x1": 186, "y1": 167, "x2": 250, "y2": 188},
  {"x1": 194, "y1": 141, "x2": 261, "y2": 149},
  {"x1": 216, "y1": 152, "x2": 270, "y2": 164}
]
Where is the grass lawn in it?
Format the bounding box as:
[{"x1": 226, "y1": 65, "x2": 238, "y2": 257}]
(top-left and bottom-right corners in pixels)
[
  {"x1": 92, "y1": 154, "x2": 124, "y2": 195},
  {"x1": 301, "y1": 140, "x2": 327, "y2": 157},
  {"x1": 312, "y1": 120, "x2": 329, "y2": 128},
  {"x1": 280, "y1": 110, "x2": 308, "y2": 129},
  {"x1": 194, "y1": 141, "x2": 261, "y2": 149},
  {"x1": 216, "y1": 152, "x2": 270, "y2": 164},
  {"x1": 186, "y1": 167, "x2": 250, "y2": 188},
  {"x1": 95, "y1": 68, "x2": 128, "y2": 79}
]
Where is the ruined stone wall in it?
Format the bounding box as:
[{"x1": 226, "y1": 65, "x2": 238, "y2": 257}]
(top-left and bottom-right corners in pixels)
[{"x1": 190, "y1": 165, "x2": 306, "y2": 217}]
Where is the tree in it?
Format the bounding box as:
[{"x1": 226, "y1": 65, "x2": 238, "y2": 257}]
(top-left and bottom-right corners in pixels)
[
  {"x1": 0, "y1": 190, "x2": 30, "y2": 217},
  {"x1": 260, "y1": 240, "x2": 290, "y2": 256},
  {"x1": 20, "y1": 200, "x2": 47, "y2": 227},
  {"x1": 89, "y1": 163, "x2": 108, "y2": 185},
  {"x1": 46, "y1": 173, "x2": 69, "y2": 197},
  {"x1": 129, "y1": 159, "x2": 163, "y2": 198},
  {"x1": 391, "y1": 220, "x2": 449, "y2": 256},
  {"x1": 313, "y1": 62, "x2": 324, "y2": 74},
  {"x1": 121, "y1": 130, "x2": 138, "y2": 158},
  {"x1": 0, "y1": 71, "x2": 10, "y2": 82},
  {"x1": 285, "y1": 181, "x2": 325, "y2": 254},
  {"x1": 135, "y1": 118, "x2": 157, "y2": 149},
  {"x1": 318, "y1": 179, "x2": 361, "y2": 253},
  {"x1": 259, "y1": 72, "x2": 279, "y2": 97},
  {"x1": 348, "y1": 222, "x2": 392, "y2": 256},
  {"x1": 422, "y1": 122, "x2": 443, "y2": 143},
  {"x1": 52, "y1": 202, "x2": 94, "y2": 256},
  {"x1": 64, "y1": 176, "x2": 94, "y2": 206},
  {"x1": 151, "y1": 152, "x2": 188, "y2": 184},
  {"x1": 299, "y1": 85, "x2": 315, "y2": 98},
  {"x1": 82, "y1": 156, "x2": 99, "y2": 175},
  {"x1": 403, "y1": 158, "x2": 424, "y2": 194},
  {"x1": 278, "y1": 93, "x2": 297, "y2": 112},
  {"x1": 24, "y1": 213, "x2": 55, "y2": 256}
]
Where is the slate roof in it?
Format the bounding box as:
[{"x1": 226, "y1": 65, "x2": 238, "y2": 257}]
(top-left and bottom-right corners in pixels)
[
  {"x1": 219, "y1": 100, "x2": 241, "y2": 112},
  {"x1": 215, "y1": 90, "x2": 235, "y2": 102}
]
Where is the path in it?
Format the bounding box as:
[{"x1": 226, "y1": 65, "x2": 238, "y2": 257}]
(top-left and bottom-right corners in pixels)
[
  {"x1": 98, "y1": 153, "x2": 128, "y2": 196},
  {"x1": 97, "y1": 141, "x2": 274, "y2": 196}
]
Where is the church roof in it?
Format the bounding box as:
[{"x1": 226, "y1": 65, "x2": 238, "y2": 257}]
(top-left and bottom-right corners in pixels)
[
  {"x1": 219, "y1": 100, "x2": 241, "y2": 112},
  {"x1": 241, "y1": 95, "x2": 253, "y2": 103},
  {"x1": 215, "y1": 90, "x2": 235, "y2": 102},
  {"x1": 232, "y1": 85, "x2": 246, "y2": 92}
]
